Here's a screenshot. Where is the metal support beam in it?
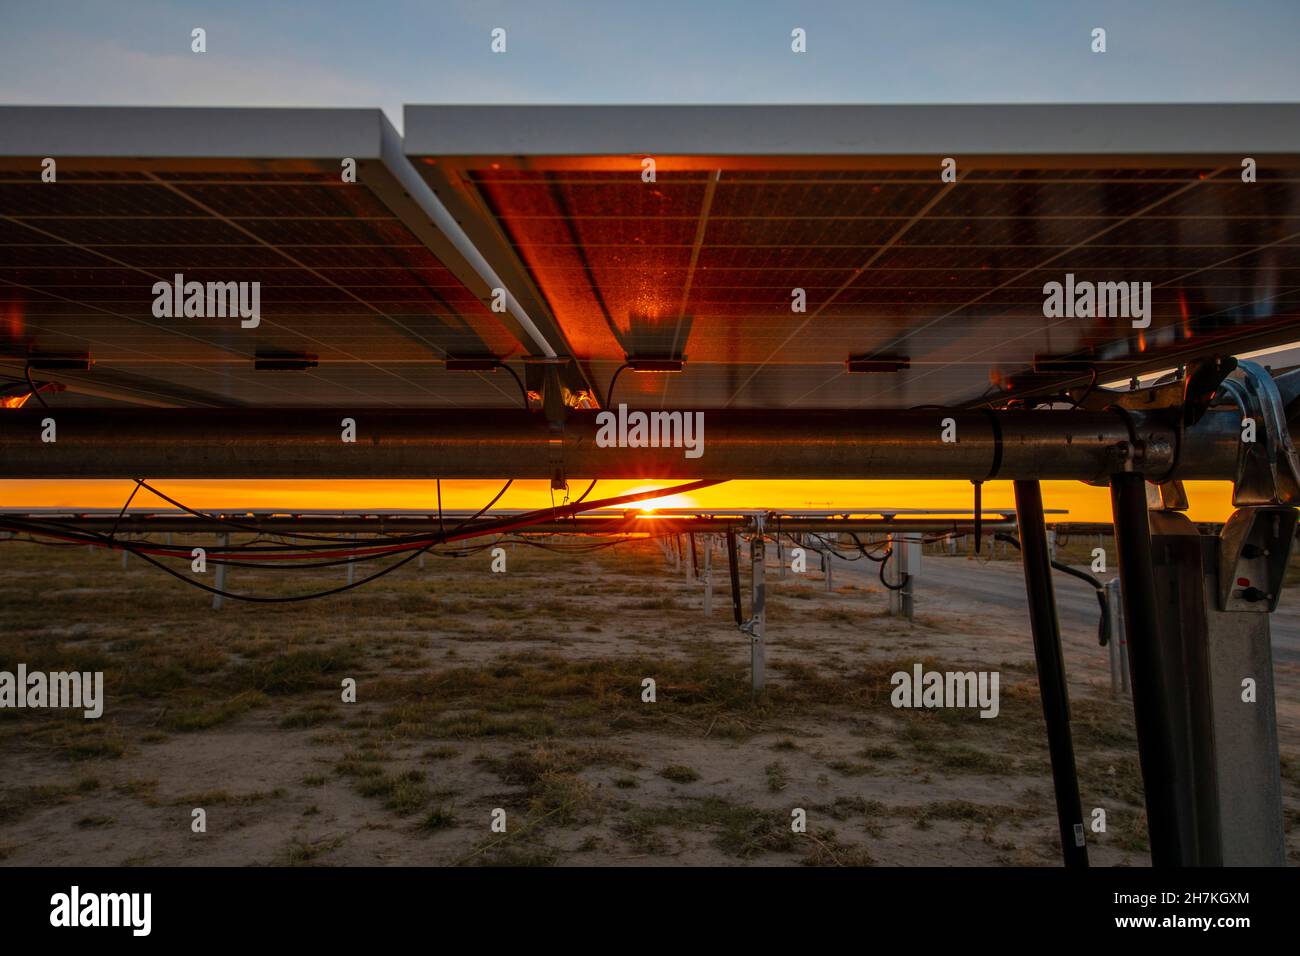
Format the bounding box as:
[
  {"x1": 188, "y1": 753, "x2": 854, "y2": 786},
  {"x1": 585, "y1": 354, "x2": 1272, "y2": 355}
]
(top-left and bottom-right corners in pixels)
[
  {"x1": 1014, "y1": 480, "x2": 1089, "y2": 868},
  {"x1": 1109, "y1": 482, "x2": 1291, "y2": 866},
  {"x1": 212, "y1": 533, "x2": 228, "y2": 611},
  {"x1": 1104, "y1": 578, "x2": 1130, "y2": 696},
  {"x1": 0, "y1": 406, "x2": 1248, "y2": 480},
  {"x1": 1109, "y1": 473, "x2": 1196, "y2": 865},
  {"x1": 1200, "y1": 514, "x2": 1287, "y2": 865},
  {"x1": 887, "y1": 533, "x2": 920, "y2": 619},
  {"x1": 2, "y1": 513, "x2": 1021, "y2": 537},
  {"x1": 750, "y1": 522, "x2": 766, "y2": 696},
  {"x1": 703, "y1": 534, "x2": 713, "y2": 618}
]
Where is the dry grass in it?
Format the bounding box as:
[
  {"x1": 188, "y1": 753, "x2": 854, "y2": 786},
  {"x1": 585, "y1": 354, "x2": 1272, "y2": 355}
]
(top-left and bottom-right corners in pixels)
[{"x1": 3, "y1": 531, "x2": 1291, "y2": 867}]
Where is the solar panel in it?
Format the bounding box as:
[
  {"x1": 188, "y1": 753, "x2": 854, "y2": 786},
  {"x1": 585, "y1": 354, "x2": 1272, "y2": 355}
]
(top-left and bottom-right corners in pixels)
[
  {"x1": 406, "y1": 104, "x2": 1300, "y2": 409},
  {"x1": 2, "y1": 105, "x2": 1298, "y2": 410},
  {"x1": 0, "y1": 107, "x2": 565, "y2": 408}
]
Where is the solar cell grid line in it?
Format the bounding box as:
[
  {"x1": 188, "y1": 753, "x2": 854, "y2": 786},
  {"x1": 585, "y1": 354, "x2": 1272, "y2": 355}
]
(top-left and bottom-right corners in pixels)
[
  {"x1": 800, "y1": 169, "x2": 1229, "y2": 409},
  {"x1": 0, "y1": 106, "x2": 580, "y2": 409},
  {"x1": 405, "y1": 104, "x2": 1300, "y2": 412},
  {"x1": 722, "y1": 179, "x2": 959, "y2": 409},
  {"x1": 872, "y1": 189, "x2": 1300, "y2": 408},
  {"x1": 933, "y1": 282, "x2": 1300, "y2": 408},
  {"x1": 0, "y1": 216, "x2": 291, "y2": 408},
  {"x1": 134, "y1": 170, "x2": 482, "y2": 409},
  {"x1": 660, "y1": 169, "x2": 720, "y2": 409}
]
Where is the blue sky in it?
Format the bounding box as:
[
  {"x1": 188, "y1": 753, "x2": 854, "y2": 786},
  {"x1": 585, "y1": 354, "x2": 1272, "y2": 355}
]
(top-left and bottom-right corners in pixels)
[{"x1": 1, "y1": 1, "x2": 1297, "y2": 129}]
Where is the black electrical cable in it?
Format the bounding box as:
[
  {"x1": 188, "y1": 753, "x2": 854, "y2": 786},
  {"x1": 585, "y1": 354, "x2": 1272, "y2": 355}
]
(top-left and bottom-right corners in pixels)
[
  {"x1": 501, "y1": 363, "x2": 530, "y2": 410},
  {"x1": 2, "y1": 478, "x2": 518, "y2": 603},
  {"x1": 123, "y1": 531, "x2": 431, "y2": 603},
  {"x1": 132, "y1": 480, "x2": 344, "y2": 544},
  {"x1": 23, "y1": 363, "x2": 49, "y2": 409},
  {"x1": 108, "y1": 479, "x2": 145, "y2": 540},
  {"x1": 3, "y1": 479, "x2": 722, "y2": 600},
  {"x1": 1067, "y1": 367, "x2": 1100, "y2": 410},
  {"x1": 994, "y1": 532, "x2": 1111, "y2": 646},
  {"x1": 878, "y1": 548, "x2": 909, "y2": 591},
  {"x1": 572, "y1": 479, "x2": 597, "y2": 506},
  {"x1": 789, "y1": 530, "x2": 889, "y2": 563},
  {"x1": 604, "y1": 363, "x2": 631, "y2": 409},
  {"x1": 437, "y1": 479, "x2": 445, "y2": 538},
  {"x1": 106, "y1": 479, "x2": 517, "y2": 600}
]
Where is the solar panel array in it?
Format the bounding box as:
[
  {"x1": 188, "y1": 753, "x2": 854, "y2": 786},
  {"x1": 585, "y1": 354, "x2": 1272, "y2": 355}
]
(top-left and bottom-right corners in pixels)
[
  {"x1": 4, "y1": 106, "x2": 1299, "y2": 410},
  {"x1": 439, "y1": 162, "x2": 1300, "y2": 408}
]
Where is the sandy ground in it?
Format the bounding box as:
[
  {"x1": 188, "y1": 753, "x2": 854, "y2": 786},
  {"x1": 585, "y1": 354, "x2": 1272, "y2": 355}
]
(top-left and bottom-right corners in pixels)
[{"x1": 1, "y1": 534, "x2": 1296, "y2": 867}]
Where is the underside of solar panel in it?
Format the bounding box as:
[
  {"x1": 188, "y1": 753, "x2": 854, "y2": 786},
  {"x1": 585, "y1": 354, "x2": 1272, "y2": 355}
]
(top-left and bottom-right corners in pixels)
[{"x1": 3, "y1": 103, "x2": 1298, "y2": 412}]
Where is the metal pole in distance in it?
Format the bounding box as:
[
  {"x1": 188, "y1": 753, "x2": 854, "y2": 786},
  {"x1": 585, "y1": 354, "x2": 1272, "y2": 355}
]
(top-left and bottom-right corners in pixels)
[
  {"x1": 886, "y1": 532, "x2": 904, "y2": 616},
  {"x1": 750, "y1": 520, "x2": 766, "y2": 696},
  {"x1": 346, "y1": 532, "x2": 356, "y2": 586},
  {"x1": 1104, "y1": 578, "x2": 1124, "y2": 696},
  {"x1": 703, "y1": 534, "x2": 713, "y2": 618},
  {"x1": 726, "y1": 528, "x2": 742, "y2": 626},
  {"x1": 212, "y1": 532, "x2": 228, "y2": 611},
  {"x1": 902, "y1": 535, "x2": 919, "y2": 620},
  {"x1": 1013, "y1": 479, "x2": 1089, "y2": 868},
  {"x1": 1109, "y1": 471, "x2": 1183, "y2": 866}
]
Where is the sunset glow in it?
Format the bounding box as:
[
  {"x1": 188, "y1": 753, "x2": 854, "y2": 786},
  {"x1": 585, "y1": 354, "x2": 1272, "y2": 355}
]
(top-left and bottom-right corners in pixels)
[{"x1": 0, "y1": 478, "x2": 1236, "y2": 524}]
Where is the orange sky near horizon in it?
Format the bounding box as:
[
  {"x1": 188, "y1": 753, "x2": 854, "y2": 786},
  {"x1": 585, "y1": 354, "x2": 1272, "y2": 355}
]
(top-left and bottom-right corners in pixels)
[{"x1": 0, "y1": 478, "x2": 1237, "y2": 524}]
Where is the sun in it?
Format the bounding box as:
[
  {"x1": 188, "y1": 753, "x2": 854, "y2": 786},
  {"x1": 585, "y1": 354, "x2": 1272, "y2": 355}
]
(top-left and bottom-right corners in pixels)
[{"x1": 625, "y1": 484, "x2": 697, "y2": 513}]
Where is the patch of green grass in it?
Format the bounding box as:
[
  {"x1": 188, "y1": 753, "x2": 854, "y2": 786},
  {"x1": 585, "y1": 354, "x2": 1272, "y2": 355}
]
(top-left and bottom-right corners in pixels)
[
  {"x1": 420, "y1": 806, "x2": 457, "y2": 831},
  {"x1": 50, "y1": 723, "x2": 127, "y2": 761},
  {"x1": 906, "y1": 800, "x2": 1031, "y2": 830},
  {"x1": 163, "y1": 690, "x2": 267, "y2": 731},
  {"x1": 279, "y1": 703, "x2": 338, "y2": 729},
  {"x1": 237, "y1": 648, "x2": 358, "y2": 695},
  {"x1": 801, "y1": 827, "x2": 875, "y2": 867},
  {"x1": 281, "y1": 836, "x2": 344, "y2": 866},
  {"x1": 859, "y1": 744, "x2": 899, "y2": 760},
  {"x1": 659, "y1": 765, "x2": 700, "y2": 784},
  {"x1": 355, "y1": 770, "x2": 430, "y2": 815},
  {"x1": 765, "y1": 761, "x2": 789, "y2": 792},
  {"x1": 335, "y1": 752, "x2": 386, "y2": 779},
  {"x1": 619, "y1": 797, "x2": 797, "y2": 858}
]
